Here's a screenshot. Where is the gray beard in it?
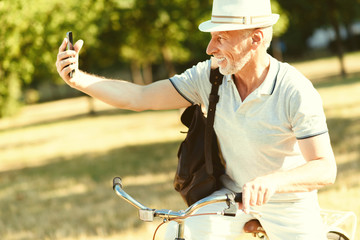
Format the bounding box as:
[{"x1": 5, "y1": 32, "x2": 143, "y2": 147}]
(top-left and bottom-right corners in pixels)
[{"x1": 218, "y1": 53, "x2": 252, "y2": 75}]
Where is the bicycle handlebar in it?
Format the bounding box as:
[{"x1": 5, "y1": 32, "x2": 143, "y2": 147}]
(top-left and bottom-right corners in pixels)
[
  {"x1": 113, "y1": 177, "x2": 153, "y2": 211},
  {"x1": 113, "y1": 177, "x2": 122, "y2": 189},
  {"x1": 113, "y1": 176, "x2": 243, "y2": 222}
]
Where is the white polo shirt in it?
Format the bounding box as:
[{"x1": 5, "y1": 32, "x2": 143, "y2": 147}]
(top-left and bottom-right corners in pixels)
[{"x1": 170, "y1": 55, "x2": 328, "y2": 201}]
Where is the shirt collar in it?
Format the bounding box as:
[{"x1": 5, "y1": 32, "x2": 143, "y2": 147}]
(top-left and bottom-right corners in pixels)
[
  {"x1": 225, "y1": 55, "x2": 280, "y2": 95},
  {"x1": 258, "y1": 55, "x2": 280, "y2": 95}
]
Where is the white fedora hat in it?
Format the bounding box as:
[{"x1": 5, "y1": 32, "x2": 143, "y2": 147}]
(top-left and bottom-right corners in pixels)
[{"x1": 199, "y1": 0, "x2": 280, "y2": 32}]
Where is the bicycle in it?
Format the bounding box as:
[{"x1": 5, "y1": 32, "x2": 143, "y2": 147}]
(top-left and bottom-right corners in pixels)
[{"x1": 112, "y1": 177, "x2": 357, "y2": 240}]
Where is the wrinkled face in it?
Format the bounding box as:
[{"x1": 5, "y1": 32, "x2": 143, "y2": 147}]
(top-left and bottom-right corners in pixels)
[{"x1": 206, "y1": 30, "x2": 253, "y2": 75}]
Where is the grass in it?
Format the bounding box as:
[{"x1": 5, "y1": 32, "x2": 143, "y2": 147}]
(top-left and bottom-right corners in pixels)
[
  {"x1": 315, "y1": 74, "x2": 360, "y2": 239},
  {"x1": 0, "y1": 53, "x2": 360, "y2": 240}
]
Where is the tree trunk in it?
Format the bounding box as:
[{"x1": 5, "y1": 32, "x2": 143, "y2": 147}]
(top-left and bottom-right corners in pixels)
[
  {"x1": 87, "y1": 96, "x2": 96, "y2": 115},
  {"x1": 142, "y1": 62, "x2": 153, "y2": 85},
  {"x1": 272, "y1": 37, "x2": 283, "y2": 62},
  {"x1": 345, "y1": 22, "x2": 357, "y2": 51},
  {"x1": 130, "y1": 61, "x2": 145, "y2": 85},
  {"x1": 329, "y1": 6, "x2": 347, "y2": 77},
  {"x1": 161, "y1": 46, "x2": 177, "y2": 78}
]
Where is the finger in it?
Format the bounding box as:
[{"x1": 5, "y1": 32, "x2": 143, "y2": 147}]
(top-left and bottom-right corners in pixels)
[
  {"x1": 256, "y1": 188, "x2": 264, "y2": 206},
  {"x1": 58, "y1": 38, "x2": 67, "y2": 53},
  {"x1": 74, "y1": 39, "x2": 84, "y2": 54},
  {"x1": 242, "y1": 186, "x2": 251, "y2": 214},
  {"x1": 57, "y1": 59, "x2": 76, "y2": 79},
  {"x1": 57, "y1": 50, "x2": 77, "y2": 63},
  {"x1": 263, "y1": 189, "x2": 271, "y2": 204},
  {"x1": 249, "y1": 185, "x2": 258, "y2": 207},
  {"x1": 60, "y1": 57, "x2": 77, "y2": 70},
  {"x1": 57, "y1": 55, "x2": 76, "y2": 69},
  {"x1": 256, "y1": 185, "x2": 268, "y2": 206},
  {"x1": 61, "y1": 63, "x2": 76, "y2": 79}
]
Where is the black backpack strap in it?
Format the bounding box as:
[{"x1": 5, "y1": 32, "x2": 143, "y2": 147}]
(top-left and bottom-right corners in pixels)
[{"x1": 204, "y1": 68, "x2": 223, "y2": 175}]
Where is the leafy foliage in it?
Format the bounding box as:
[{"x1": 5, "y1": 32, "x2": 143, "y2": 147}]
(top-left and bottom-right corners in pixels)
[
  {"x1": 0, "y1": 0, "x2": 110, "y2": 117},
  {"x1": 5, "y1": 0, "x2": 359, "y2": 117},
  {"x1": 277, "y1": 0, "x2": 360, "y2": 56},
  {"x1": 0, "y1": 0, "x2": 213, "y2": 116}
]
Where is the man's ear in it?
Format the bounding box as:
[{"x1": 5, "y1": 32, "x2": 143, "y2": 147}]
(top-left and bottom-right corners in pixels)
[{"x1": 251, "y1": 29, "x2": 264, "y2": 49}]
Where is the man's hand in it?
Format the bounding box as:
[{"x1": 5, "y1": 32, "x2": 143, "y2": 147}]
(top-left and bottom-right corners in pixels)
[
  {"x1": 55, "y1": 38, "x2": 84, "y2": 87},
  {"x1": 240, "y1": 176, "x2": 278, "y2": 214}
]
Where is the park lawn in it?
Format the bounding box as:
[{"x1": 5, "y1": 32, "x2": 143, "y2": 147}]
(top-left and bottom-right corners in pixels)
[{"x1": 0, "y1": 55, "x2": 359, "y2": 239}]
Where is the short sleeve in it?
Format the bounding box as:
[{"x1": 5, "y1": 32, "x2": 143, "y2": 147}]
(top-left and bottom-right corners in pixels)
[
  {"x1": 169, "y1": 60, "x2": 211, "y2": 105},
  {"x1": 289, "y1": 78, "x2": 328, "y2": 139}
]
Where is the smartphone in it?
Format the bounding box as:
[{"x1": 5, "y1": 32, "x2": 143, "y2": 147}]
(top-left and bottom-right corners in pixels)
[{"x1": 66, "y1": 31, "x2": 75, "y2": 78}]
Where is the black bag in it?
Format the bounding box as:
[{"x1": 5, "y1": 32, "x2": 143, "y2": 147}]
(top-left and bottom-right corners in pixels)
[{"x1": 174, "y1": 68, "x2": 225, "y2": 206}]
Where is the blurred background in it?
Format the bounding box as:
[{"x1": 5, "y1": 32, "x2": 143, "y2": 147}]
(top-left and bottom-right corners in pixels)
[{"x1": 0, "y1": 0, "x2": 359, "y2": 239}]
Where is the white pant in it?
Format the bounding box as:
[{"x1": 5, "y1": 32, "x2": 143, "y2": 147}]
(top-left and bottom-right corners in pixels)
[{"x1": 164, "y1": 188, "x2": 327, "y2": 240}]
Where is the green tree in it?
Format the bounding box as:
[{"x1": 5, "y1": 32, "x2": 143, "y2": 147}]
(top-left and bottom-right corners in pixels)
[
  {"x1": 270, "y1": 0, "x2": 290, "y2": 61},
  {"x1": 0, "y1": 0, "x2": 214, "y2": 118},
  {"x1": 0, "y1": 0, "x2": 112, "y2": 117},
  {"x1": 0, "y1": 0, "x2": 37, "y2": 117},
  {"x1": 115, "y1": 0, "x2": 213, "y2": 83},
  {"x1": 0, "y1": 0, "x2": 290, "y2": 118},
  {"x1": 277, "y1": 0, "x2": 360, "y2": 76}
]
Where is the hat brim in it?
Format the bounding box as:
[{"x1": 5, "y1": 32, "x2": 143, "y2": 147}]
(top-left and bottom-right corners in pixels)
[{"x1": 199, "y1": 14, "x2": 279, "y2": 32}]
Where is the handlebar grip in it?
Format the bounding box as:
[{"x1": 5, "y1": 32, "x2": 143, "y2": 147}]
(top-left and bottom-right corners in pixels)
[
  {"x1": 234, "y1": 193, "x2": 242, "y2": 203},
  {"x1": 113, "y1": 177, "x2": 123, "y2": 190}
]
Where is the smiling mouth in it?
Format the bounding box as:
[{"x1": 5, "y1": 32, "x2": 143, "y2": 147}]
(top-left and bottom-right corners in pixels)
[{"x1": 216, "y1": 57, "x2": 226, "y2": 65}]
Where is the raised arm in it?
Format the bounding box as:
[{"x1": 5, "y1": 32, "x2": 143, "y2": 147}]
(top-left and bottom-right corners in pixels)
[{"x1": 55, "y1": 38, "x2": 191, "y2": 111}]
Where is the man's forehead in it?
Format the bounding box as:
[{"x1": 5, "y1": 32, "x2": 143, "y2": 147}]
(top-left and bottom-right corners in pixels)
[
  {"x1": 210, "y1": 31, "x2": 229, "y2": 36},
  {"x1": 210, "y1": 31, "x2": 234, "y2": 39}
]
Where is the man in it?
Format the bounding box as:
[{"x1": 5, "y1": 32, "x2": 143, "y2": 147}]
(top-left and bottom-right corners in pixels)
[{"x1": 56, "y1": 0, "x2": 337, "y2": 239}]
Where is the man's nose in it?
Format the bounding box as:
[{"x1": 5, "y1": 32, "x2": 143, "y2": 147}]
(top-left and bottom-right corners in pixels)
[{"x1": 206, "y1": 38, "x2": 217, "y2": 56}]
